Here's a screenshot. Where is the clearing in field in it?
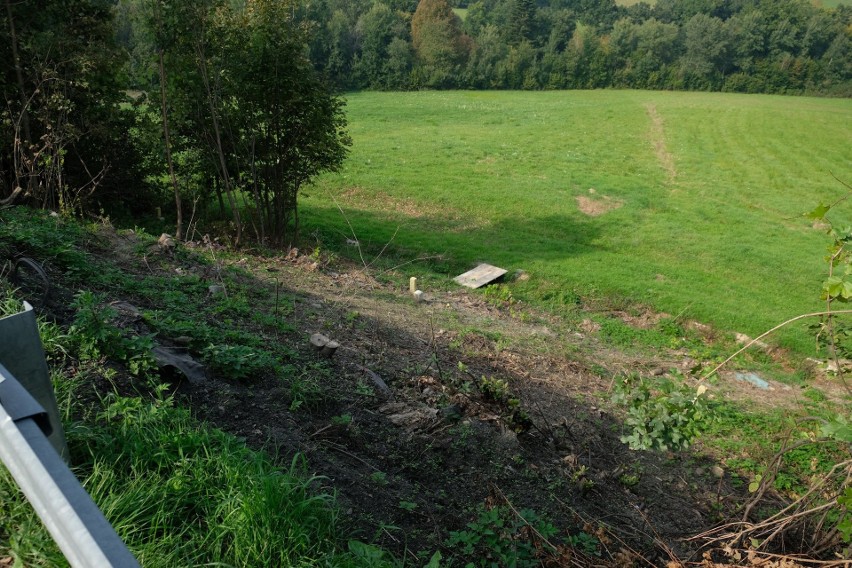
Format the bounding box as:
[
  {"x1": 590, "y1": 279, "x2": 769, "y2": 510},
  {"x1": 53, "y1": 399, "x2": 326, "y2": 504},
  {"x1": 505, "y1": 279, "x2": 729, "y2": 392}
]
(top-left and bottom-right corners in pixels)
[{"x1": 576, "y1": 189, "x2": 624, "y2": 216}]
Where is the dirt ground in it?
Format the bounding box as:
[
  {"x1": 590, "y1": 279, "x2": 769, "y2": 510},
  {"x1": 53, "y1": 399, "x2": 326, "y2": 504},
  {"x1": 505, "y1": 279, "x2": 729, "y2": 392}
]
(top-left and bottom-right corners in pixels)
[{"x1": 56, "y1": 227, "x2": 848, "y2": 566}]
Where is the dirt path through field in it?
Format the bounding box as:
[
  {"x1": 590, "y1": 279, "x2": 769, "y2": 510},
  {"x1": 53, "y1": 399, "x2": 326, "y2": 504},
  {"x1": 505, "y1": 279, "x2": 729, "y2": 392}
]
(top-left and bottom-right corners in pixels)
[{"x1": 646, "y1": 103, "x2": 677, "y2": 183}]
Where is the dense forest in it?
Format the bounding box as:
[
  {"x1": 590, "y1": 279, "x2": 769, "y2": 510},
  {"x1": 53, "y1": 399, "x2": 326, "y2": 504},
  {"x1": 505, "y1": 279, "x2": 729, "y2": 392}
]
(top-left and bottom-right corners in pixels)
[
  {"x1": 1, "y1": 0, "x2": 850, "y2": 245},
  {"x1": 118, "y1": 0, "x2": 852, "y2": 96},
  {"x1": 296, "y1": 0, "x2": 850, "y2": 94}
]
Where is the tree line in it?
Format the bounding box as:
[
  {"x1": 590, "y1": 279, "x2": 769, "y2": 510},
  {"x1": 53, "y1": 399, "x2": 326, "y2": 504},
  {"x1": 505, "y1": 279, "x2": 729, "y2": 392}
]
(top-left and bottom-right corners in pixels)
[
  {"x1": 294, "y1": 0, "x2": 851, "y2": 95},
  {"x1": 2, "y1": 0, "x2": 849, "y2": 247}
]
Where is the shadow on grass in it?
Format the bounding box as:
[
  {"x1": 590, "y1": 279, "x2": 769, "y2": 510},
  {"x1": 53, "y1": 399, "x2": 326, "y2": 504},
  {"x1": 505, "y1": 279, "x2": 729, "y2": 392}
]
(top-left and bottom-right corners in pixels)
[{"x1": 300, "y1": 202, "x2": 607, "y2": 274}]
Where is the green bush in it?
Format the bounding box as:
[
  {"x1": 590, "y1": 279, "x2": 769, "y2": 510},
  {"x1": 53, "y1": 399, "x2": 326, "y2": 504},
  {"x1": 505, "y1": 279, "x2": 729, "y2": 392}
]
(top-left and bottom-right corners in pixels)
[
  {"x1": 612, "y1": 373, "x2": 713, "y2": 452},
  {"x1": 202, "y1": 343, "x2": 278, "y2": 381}
]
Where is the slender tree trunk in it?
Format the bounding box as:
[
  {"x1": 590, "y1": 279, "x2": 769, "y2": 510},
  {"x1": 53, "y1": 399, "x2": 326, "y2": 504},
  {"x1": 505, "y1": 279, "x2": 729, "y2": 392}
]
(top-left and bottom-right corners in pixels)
[
  {"x1": 214, "y1": 176, "x2": 225, "y2": 216},
  {"x1": 157, "y1": 49, "x2": 182, "y2": 240},
  {"x1": 195, "y1": 42, "x2": 242, "y2": 247},
  {"x1": 5, "y1": 0, "x2": 35, "y2": 202},
  {"x1": 248, "y1": 134, "x2": 265, "y2": 244},
  {"x1": 5, "y1": 0, "x2": 31, "y2": 149},
  {"x1": 292, "y1": 194, "x2": 299, "y2": 247}
]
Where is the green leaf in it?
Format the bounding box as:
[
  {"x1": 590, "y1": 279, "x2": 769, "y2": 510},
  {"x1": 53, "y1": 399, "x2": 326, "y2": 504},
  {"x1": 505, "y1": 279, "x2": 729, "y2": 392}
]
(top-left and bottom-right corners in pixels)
[
  {"x1": 348, "y1": 540, "x2": 388, "y2": 561},
  {"x1": 805, "y1": 203, "x2": 831, "y2": 220},
  {"x1": 748, "y1": 474, "x2": 762, "y2": 493},
  {"x1": 424, "y1": 550, "x2": 442, "y2": 568},
  {"x1": 821, "y1": 416, "x2": 852, "y2": 442},
  {"x1": 823, "y1": 276, "x2": 844, "y2": 298}
]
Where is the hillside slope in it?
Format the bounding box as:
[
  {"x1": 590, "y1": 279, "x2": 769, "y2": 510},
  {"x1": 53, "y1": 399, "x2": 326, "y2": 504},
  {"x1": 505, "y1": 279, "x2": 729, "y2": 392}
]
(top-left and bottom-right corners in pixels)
[{"x1": 1, "y1": 208, "x2": 848, "y2": 565}]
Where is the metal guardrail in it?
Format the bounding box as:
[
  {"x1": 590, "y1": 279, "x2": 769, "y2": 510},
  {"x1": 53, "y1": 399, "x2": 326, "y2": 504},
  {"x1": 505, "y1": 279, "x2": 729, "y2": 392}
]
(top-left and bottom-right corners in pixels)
[{"x1": 0, "y1": 304, "x2": 139, "y2": 568}]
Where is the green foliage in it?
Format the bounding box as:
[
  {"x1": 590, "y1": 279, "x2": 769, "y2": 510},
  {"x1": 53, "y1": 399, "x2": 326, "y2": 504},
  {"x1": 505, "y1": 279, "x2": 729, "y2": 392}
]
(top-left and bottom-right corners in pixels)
[
  {"x1": 0, "y1": 208, "x2": 90, "y2": 279},
  {"x1": 566, "y1": 531, "x2": 601, "y2": 557},
  {"x1": 445, "y1": 505, "x2": 602, "y2": 564},
  {"x1": 294, "y1": 0, "x2": 851, "y2": 94},
  {"x1": 478, "y1": 376, "x2": 532, "y2": 432},
  {"x1": 612, "y1": 373, "x2": 712, "y2": 451},
  {"x1": 822, "y1": 414, "x2": 852, "y2": 443},
  {"x1": 369, "y1": 471, "x2": 389, "y2": 486},
  {"x1": 202, "y1": 343, "x2": 278, "y2": 382},
  {"x1": 481, "y1": 283, "x2": 515, "y2": 307},
  {"x1": 411, "y1": 0, "x2": 471, "y2": 87},
  {"x1": 1, "y1": 365, "x2": 385, "y2": 566},
  {"x1": 598, "y1": 316, "x2": 690, "y2": 350},
  {"x1": 70, "y1": 291, "x2": 157, "y2": 377},
  {"x1": 346, "y1": 540, "x2": 396, "y2": 567},
  {"x1": 288, "y1": 363, "x2": 332, "y2": 411},
  {"x1": 446, "y1": 505, "x2": 564, "y2": 567},
  {"x1": 838, "y1": 487, "x2": 852, "y2": 544},
  {"x1": 479, "y1": 376, "x2": 510, "y2": 402},
  {"x1": 1, "y1": 0, "x2": 130, "y2": 213},
  {"x1": 67, "y1": 391, "x2": 370, "y2": 567}
]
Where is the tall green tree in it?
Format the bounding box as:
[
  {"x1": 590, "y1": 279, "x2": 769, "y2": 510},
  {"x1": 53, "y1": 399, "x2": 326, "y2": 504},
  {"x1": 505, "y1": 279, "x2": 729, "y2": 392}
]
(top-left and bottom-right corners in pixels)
[
  {"x1": 354, "y1": 2, "x2": 409, "y2": 88},
  {"x1": 411, "y1": 0, "x2": 471, "y2": 87},
  {"x1": 680, "y1": 13, "x2": 731, "y2": 88},
  {"x1": 228, "y1": 0, "x2": 350, "y2": 244},
  {"x1": 507, "y1": 0, "x2": 536, "y2": 45}
]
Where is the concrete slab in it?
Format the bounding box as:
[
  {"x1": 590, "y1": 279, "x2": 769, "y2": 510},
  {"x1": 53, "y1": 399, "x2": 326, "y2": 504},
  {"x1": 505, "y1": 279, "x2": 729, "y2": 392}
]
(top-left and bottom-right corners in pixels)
[{"x1": 453, "y1": 263, "x2": 507, "y2": 289}]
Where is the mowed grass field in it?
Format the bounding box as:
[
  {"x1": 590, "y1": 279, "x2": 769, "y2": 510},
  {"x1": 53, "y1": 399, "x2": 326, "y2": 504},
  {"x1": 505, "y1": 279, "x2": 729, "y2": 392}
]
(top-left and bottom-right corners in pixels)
[{"x1": 304, "y1": 91, "x2": 852, "y2": 353}]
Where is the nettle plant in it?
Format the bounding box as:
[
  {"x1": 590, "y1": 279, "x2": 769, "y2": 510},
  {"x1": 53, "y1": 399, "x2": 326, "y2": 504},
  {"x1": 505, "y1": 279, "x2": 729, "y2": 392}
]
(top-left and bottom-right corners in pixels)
[
  {"x1": 70, "y1": 291, "x2": 158, "y2": 378},
  {"x1": 804, "y1": 196, "x2": 852, "y2": 551}
]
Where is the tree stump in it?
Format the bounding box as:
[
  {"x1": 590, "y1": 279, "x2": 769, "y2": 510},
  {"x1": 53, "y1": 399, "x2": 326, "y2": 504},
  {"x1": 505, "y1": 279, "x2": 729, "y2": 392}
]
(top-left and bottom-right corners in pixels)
[{"x1": 310, "y1": 333, "x2": 338, "y2": 358}]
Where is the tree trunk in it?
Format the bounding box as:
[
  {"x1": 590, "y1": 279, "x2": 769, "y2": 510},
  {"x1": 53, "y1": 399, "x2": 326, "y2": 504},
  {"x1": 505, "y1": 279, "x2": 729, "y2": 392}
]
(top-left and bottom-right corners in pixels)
[
  {"x1": 214, "y1": 176, "x2": 225, "y2": 216},
  {"x1": 196, "y1": 42, "x2": 242, "y2": 248},
  {"x1": 5, "y1": 0, "x2": 31, "y2": 150},
  {"x1": 157, "y1": 49, "x2": 182, "y2": 240}
]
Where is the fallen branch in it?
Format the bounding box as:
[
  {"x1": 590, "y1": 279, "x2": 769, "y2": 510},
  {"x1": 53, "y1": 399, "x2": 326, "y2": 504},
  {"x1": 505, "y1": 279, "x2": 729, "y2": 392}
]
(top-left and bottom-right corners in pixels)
[
  {"x1": 0, "y1": 186, "x2": 23, "y2": 207},
  {"x1": 701, "y1": 310, "x2": 852, "y2": 382}
]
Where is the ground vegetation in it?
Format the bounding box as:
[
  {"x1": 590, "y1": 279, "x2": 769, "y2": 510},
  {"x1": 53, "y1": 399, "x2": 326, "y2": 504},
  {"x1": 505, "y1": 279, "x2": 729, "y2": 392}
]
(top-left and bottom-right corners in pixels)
[{"x1": 0, "y1": 207, "x2": 849, "y2": 565}]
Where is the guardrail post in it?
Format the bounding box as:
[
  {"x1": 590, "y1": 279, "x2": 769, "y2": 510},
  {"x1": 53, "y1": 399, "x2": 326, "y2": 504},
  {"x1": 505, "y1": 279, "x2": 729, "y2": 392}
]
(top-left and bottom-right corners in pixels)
[{"x1": 0, "y1": 301, "x2": 68, "y2": 460}]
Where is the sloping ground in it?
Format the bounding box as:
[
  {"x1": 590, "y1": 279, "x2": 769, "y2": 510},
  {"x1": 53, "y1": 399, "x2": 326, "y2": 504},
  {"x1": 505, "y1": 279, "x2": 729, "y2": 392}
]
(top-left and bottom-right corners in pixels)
[{"x1": 17, "y1": 218, "x2": 847, "y2": 566}]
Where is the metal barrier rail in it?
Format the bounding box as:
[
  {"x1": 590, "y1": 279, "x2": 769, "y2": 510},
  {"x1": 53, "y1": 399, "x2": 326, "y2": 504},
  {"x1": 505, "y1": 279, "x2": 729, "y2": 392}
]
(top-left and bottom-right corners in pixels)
[
  {"x1": 0, "y1": 364, "x2": 139, "y2": 567},
  {"x1": 0, "y1": 303, "x2": 139, "y2": 568}
]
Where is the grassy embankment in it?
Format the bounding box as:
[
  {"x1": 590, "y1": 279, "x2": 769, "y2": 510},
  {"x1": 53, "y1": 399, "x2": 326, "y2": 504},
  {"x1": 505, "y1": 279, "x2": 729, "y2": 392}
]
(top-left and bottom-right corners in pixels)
[
  {"x1": 305, "y1": 90, "x2": 852, "y2": 356},
  {"x1": 0, "y1": 212, "x2": 392, "y2": 567}
]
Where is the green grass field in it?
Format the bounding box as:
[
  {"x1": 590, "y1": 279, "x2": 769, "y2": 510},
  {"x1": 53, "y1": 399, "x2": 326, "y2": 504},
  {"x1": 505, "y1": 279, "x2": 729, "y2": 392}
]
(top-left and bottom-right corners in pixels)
[{"x1": 305, "y1": 91, "x2": 852, "y2": 353}]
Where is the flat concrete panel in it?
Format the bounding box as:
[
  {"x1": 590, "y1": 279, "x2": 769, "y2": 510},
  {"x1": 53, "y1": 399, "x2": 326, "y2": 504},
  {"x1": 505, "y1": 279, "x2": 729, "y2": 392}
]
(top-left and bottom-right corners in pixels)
[{"x1": 453, "y1": 263, "x2": 507, "y2": 289}]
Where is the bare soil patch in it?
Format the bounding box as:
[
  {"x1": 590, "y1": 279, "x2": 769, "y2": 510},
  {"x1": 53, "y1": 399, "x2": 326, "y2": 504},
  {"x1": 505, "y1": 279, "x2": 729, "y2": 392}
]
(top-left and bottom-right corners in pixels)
[{"x1": 576, "y1": 193, "x2": 624, "y2": 217}]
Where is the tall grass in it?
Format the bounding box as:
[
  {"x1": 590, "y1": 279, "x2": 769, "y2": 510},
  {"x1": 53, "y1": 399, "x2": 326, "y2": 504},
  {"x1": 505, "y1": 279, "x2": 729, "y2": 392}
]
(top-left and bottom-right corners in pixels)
[{"x1": 305, "y1": 90, "x2": 852, "y2": 354}]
